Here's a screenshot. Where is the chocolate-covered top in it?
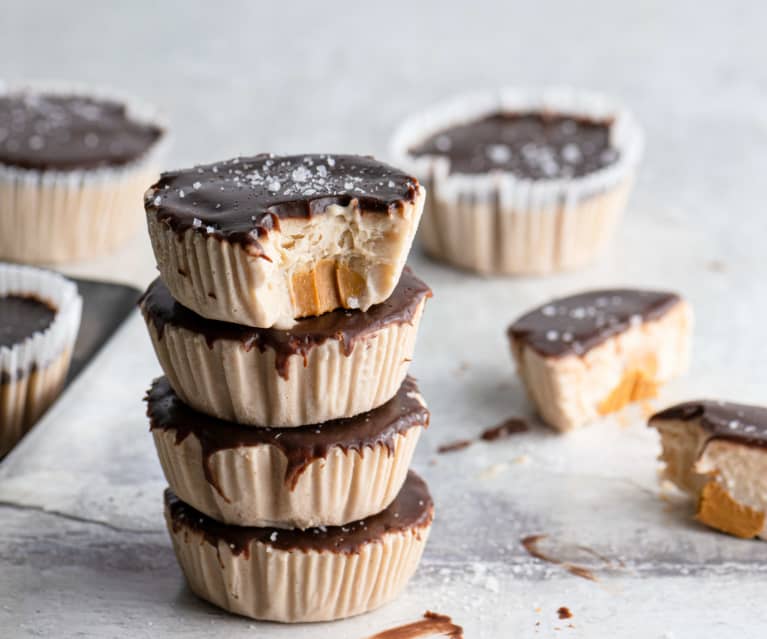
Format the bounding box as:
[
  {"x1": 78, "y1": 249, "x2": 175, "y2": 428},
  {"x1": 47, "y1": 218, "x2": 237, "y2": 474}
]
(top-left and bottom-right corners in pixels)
[
  {"x1": 651, "y1": 401, "x2": 767, "y2": 449},
  {"x1": 0, "y1": 295, "x2": 56, "y2": 348},
  {"x1": 0, "y1": 92, "x2": 162, "y2": 170},
  {"x1": 165, "y1": 470, "x2": 433, "y2": 556},
  {"x1": 409, "y1": 113, "x2": 618, "y2": 179},
  {"x1": 148, "y1": 376, "x2": 429, "y2": 492},
  {"x1": 508, "y1": 289, "x2": 681, "y2": 358},
  {"x1": 140, "y1": 268, "x2": 431, "y2": 379},
  {"x1": 144, "y1": 154, "x2": 420, "y2": 252}
]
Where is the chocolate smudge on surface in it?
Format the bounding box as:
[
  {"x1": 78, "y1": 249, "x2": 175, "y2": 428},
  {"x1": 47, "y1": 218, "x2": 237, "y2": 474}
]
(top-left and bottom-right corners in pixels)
[
  {"x1": 365, "y1": 611, "x2": 463, "y2": 639},
  {"x1": 521, "y1": 534, "x2": 600, "y2": 582}
]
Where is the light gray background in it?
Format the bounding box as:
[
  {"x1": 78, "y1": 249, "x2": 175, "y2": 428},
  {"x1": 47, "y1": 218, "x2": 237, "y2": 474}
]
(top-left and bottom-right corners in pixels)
[{"x1": 1, "y1": 2, "x2": 767, "y2": 637}]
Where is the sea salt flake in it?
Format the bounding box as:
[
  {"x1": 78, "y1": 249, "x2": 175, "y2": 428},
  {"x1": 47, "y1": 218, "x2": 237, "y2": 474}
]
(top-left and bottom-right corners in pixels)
[
  {"x1": 541, "y1": 305, "x2": 556, "y2": 317},
  {"x1": 178, "y1": 190, "x2": 185, "y2": 198},
  {"x1": 193, "y1": 181, "x2": 202, "y2": 190},
  {"x1": 435, "y1": 135, "x2": 452, "y2": 151},
  {"x1": 546, "y1": 330, "x2": 559, "y2": 341},
  {"x1": 192, "y1": 218, "x2": 202, "y2": 228},
  {"x1": 561, "y1": 143, "x2": 582, "y2": 163},
  {"x1": 270, "y1": 532, "x2": 278, "y2": 542},
  {"x1": 487, "y1": 144, "x2": 512, "y2": 164},
  {"x1": 344, "y1": 181, "x2": 354, "y2": 190},
  {"x1": 291, "y1": 165, "x2": 311, "y2": 183},
  {"x1": 267, "y1": 179, "x2": 281, "y2": 193},
  {"x1": 153, "y1": 196, "x2": 162, "y2": 206}
]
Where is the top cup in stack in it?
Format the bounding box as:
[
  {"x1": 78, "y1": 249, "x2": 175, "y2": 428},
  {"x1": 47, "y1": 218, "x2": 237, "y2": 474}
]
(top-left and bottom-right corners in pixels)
[{"x1": 139, "y1": 153, "x2": 435, "y2": 623}]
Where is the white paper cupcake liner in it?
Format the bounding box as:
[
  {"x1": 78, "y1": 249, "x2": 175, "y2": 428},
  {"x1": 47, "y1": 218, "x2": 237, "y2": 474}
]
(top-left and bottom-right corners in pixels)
[
  {"x1": 0, "y1": 81, "x2": 169, "y2": 264},
  {"x1": 142, "y1": 298, "x2": 426, "y2": 427},
  {"x1": 0, "y1": 263, "x2": 82, "y2": 454},
  {"x1": 165, "y1": 495, "x2": 432, "y2": 622},
  {"x1": 391, "y1": 87, "x2": 644, "y2": 274}
]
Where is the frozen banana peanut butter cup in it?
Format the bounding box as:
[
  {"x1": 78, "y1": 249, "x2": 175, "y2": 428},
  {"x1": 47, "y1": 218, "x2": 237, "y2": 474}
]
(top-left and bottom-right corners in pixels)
[
  {"x1": 148, "y1": 376, "x2": 428, "y2": 528},
  {"x1": 651, "y1": 401, "x2": 767, "y2": 540},
  {"x1": 164, "y1": 471, "x2": 434, "y2": 622},
  {"x1": 140, "y1": 267, "x2": 431, "y2": 426},
  {"x1": 144, "y1": 154, "x2": 425, "y2": 328},
  {"x1": 0, "y1": 263, "x2": 81, "y2": 455},
  {"x1": 509, "y1": 289, "x2": 692, "y2": 431},
  {"x1": 392, "y1": 88, "x2": 642, "y2": 274},
  {"x1": 0, "y1": 85, "x2": 166, "y2": 263}
]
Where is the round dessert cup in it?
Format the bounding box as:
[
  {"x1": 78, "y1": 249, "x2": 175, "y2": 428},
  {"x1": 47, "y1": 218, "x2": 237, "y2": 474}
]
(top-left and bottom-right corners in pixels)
[
  {"x1": 164, "y1": 471, "x2": 434, "y2": 622},
  {"x1": 149, "y1": 376, "x2": 428, "y2": 528},
  {"x1": 140, "y1": 268, "x2": 430, "y2": 427},
  {"x1": 0, "y1": 82, "x2": 168, "y2": 264},
  {"x1": 144, "y1": 155, "x2": 424, "y2": 328},
  {"x1": 391, "y1": 87, "x2": 644, "y2": 275},
  {"x1": 0, "y1": 263, "x2": 81, "y2": 455}
]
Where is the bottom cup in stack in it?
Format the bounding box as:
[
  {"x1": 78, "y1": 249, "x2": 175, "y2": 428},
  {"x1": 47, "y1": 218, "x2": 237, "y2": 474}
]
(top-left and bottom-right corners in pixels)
[{"x1": 146, "y1": 376, "x2": 434, "y2": 623}]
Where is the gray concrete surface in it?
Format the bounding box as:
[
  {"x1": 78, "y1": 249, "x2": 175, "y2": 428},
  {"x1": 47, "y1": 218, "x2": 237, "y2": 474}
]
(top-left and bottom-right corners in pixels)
[{"x1": 2, "y1": 1, "x2": 767, "y2": 637}]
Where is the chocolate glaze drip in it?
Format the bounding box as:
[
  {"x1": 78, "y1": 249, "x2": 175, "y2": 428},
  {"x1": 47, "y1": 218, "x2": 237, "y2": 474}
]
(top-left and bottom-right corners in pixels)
[
  {"x1": 165, "y1": 470, "x2": 433, "y2": 556},
  {"x1": 409, "y1": 113, "x2": 618, "y2": 179},
  {"x1": 147, "y1": 376, "x2": 429, "y2": 494},
  {"x1": 144, "y1": 154, "x2": 420, "y2": 252},
  {"x1": 140, "y1": 268, "x2": 431, "y2": 380},
  {"x1": 651, "y1": 400, "x2": 767, "y2": 448},
  {"x1": 508, "y1": 289, "x2": 681, "y2": 358},
  {"x1": 0, "y1": 92, "x2": 162, "y2": 170},
  {"x1": 0, "y1": 295, "x2": 56, "y2": 349}
]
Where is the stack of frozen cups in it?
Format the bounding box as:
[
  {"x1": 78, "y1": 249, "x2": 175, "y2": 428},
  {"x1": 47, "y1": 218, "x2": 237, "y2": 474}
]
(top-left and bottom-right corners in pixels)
[{"x1": 138, "y1": 153, "x2": 435, "y2": 623}]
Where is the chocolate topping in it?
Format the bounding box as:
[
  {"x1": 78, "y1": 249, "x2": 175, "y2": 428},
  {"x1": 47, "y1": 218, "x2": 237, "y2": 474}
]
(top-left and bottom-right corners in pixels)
[
  {"x1": 409, "y1": 113, "x2": 618, "y2": 179},
  {"x1": 0, "y1": 92, "x2": 162, "y2": 170},
  {"x1": 508, "y1": 289, "x2": 681, "y2": 358},
  {"x1": 0, "y1": 295, "x2": 56, "y2": 348},
  {"x1": 651, "y1": 400, "x2": 767, "y2": 449},
  {"x1": 147, "y1": 376, "x2": 429, "y2": 492},
  {"x1": 165, "y1": 470, "x2": 433, "y2": 556},
  {"x1": 140, "y1": 267, "x2": 431, "y2": 380},
  {"x1": 144, "y1": 154, "x2": 420, "y2": 252}
]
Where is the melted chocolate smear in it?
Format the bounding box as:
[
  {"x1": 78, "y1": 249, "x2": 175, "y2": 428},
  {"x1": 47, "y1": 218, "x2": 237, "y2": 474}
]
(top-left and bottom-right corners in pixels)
[
  {"x1": 0, "y1": 295, "x2": 56, "y2": 348},
  {"x1": 509, "y1": 289, "x2": 681, "y2": 358},
  {"x1": 147, "y1": 376, "x2": 429, "y2": 496},
  {"x1": 557, "y1": 607, "x2": 573, "y2": 620},
  {"x1": 651, "y1": 400, "x2": 767, "y2": 449},
  {"x1": 144, "y1": 154, "x2": 420, "y2": 251},
  {"x1": 437, "y1": 439, "x2": 472, "y2": 454},
  {"x1": 521, "y1": 534, "x2": 598, "y2": 582},
  {"x1": 165, "y1": 471, "x2": 433, "y2": 556},
  {"x1": 365, "y1": 611, "x2": 463, "y2": 639},
  {"x1": 480, "y1": 417, "x2": 529, "y2": 441},
  {"x1": 0, "y1": 92, "x2": 162, "y2": 170},
  {"x1": 437, "y1": 416, "x2": 529, "y2": 453},
  {"x1": 409, "y1": 112, "x2": 617, "y2": 179},
  {"x1": 140, "y1": 267, "x2": 432, "y2": 380}
]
